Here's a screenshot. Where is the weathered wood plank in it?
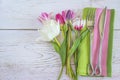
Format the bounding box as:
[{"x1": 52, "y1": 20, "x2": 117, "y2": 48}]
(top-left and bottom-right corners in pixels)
[
  {"x1": 0, "y1": 30, "x2": 120, "y2": 80},
  {"x1": 0, "y1": 0, "x2": 119, "y2": 29}
]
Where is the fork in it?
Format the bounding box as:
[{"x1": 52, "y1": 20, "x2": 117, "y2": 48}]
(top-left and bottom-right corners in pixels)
[
  {"x1": 86, "y1": 7, "x2": 106, "y2": 76},
  {"x1": 86, "y1": 9, "x2": 95, "y2": 32},
  {"x1": 86, "y1": 8, "x2": 97, "y2": 76}
]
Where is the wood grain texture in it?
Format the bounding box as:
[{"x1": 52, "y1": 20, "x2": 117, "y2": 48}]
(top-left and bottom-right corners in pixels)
[
  {"x1": 0, "y1": 0, "x2": 120, "y2": 29},
  {"x1": 0, "y1": 30, "x2": 120, "y2": 80},
  {"x1": 0, "y1": 0, "x2": 120, "y2": 80}
]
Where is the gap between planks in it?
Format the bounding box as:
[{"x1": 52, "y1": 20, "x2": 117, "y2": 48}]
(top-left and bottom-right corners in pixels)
[{"x1": 0, "y1": 29, "x2": 120, "y2": 31}]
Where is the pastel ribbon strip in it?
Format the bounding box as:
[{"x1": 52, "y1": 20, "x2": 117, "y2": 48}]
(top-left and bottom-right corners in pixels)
[
  {"x1": 92, "y1": 8, "x2": 103, "y2": 73},
  {"x1": 92, "y1": 8, "x2": 112, "y2": 76},
  {"x1": 107, "y1": 9, "x2": 115, "y2": 77},
  {"x1": 77, "y1": 8, "x2": 90, "y2": 76},
  {"x1": 101, "y1": 9, "x2": 111, "y2": 76}
]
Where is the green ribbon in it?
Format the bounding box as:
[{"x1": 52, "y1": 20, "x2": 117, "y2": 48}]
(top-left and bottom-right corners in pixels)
[
  {"x1": 77, "y1": 8, "x2": 94, "y2": 76},
  {"x1": 107, "y1": 9, "x2": 115, "y2": 77},
  {"x1": 77, "y1": 28, "x2": 90, "y2": 75}
]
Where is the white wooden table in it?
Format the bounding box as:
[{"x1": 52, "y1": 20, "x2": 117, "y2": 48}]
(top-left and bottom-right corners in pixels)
[{"x1": 0, "y1": 0, "x2": 120, "y2": 80}]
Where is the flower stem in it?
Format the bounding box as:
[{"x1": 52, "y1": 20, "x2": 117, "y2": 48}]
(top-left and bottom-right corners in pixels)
[
  {"x1": 54, "y1": 38, "x2": 60, "y2": 47},
  {"x1": 66, "y1": 26, "x2": 71, "y2": 74},
  {"x1": 74, "y1": 51, "x2": 78, "y2": 80},
  {"x1": 67, "y1": 57, "x2": 76, "y2": 79},
  {"x1": 57, "y1": 66, "x2": 64, "y2": 80},
  {"x1": 74, "y1": 31, "x2": 79, "y2": 80},
  {"x1": 61, "y1": 27, "x2": 65, "y2": 37},
  {"x1": 66, "y1": 26, "x2": 76, "y2": 79}
]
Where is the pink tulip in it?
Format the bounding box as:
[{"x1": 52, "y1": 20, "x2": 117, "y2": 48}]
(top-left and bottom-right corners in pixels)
[
  {"x1": 38, "y1": 12, "x2": 50, "y2": 23},
  {"x1": 74, "y1": 25, "x2": 83, "y2": 30},
  {"x1": 73, "y1": 18, "x2": 83, "y2": 31},
  {"x1": 55, "y1": 13, "x2": 65, "y2": 25},
  {"x1": 66, "y1": 10, "x2": 75, "y2": 20},
  {"x1": 62, "y1": 10, "x2": 67, "y2": 22},
  {"x1": 62, "y1": 10, "x2": 75, "y2": 21}
]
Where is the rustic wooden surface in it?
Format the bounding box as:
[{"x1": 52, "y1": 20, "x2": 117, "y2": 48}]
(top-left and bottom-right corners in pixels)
[
  {"x1": 0, "y1": 30, "x2": 120, "y2": 80},
  {"x1": 0, "y1": 0, "x2": 120, "y2": 29},
  {"x1": 0, "y1": 0, "x2": 120, "y2": 80}
]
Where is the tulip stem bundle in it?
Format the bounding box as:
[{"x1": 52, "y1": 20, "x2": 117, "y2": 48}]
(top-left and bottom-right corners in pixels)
[
  {"x1": 66, "y1": 24, "x2": 76, "y2": 79},
  {"x1": 37, "y1": 9, "x2": 89, "y2": 80}
]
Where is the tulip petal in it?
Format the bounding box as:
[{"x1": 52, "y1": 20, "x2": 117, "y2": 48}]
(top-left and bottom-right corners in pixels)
[
  {"x1": 56, "y1": 14, "x2": 65, "y2": 25},
  {"x1": 37, "y1": 20, "x2": 60, "y2": 41}
]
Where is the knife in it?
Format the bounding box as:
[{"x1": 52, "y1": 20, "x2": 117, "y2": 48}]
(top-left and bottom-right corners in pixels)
[
  {"x1": 95, "y1": 7, "x2": 107, "y2": 76},
  {"x1": 99, "y1": 7, "x2": 107, "y2": 38}
]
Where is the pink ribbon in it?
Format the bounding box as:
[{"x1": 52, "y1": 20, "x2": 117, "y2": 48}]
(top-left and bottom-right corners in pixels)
[
  {"x1": 92, "y1": 8, "x2": 103, "y2": 71},
  {"x1": 101, "y1": 9, "x2": 111, "y2": 76},
  {"x1": 92, "y1": 8, "x2": 111, "y2": 76}
]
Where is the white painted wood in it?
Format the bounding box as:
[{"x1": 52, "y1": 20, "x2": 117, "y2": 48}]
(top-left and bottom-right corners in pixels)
[
  {"x1": 0, "y1": 30, "x2": 120, "y2": 80},
  {"x1": 0, "y1": 0, "x2": 120, "y2": 80},
  {"x1": 0, "y1": 0, "x2": 119, "y2": 29}
]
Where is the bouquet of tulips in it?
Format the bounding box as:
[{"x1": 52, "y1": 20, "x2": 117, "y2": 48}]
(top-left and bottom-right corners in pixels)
[{"x1": 37, "y1": 7, "x2": 115, "y2": 80}]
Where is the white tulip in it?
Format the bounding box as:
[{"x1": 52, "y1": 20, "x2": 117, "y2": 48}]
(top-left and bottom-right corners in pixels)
[{"x1": 36, "y1": 20, "x2": 60, "y2": 42}]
